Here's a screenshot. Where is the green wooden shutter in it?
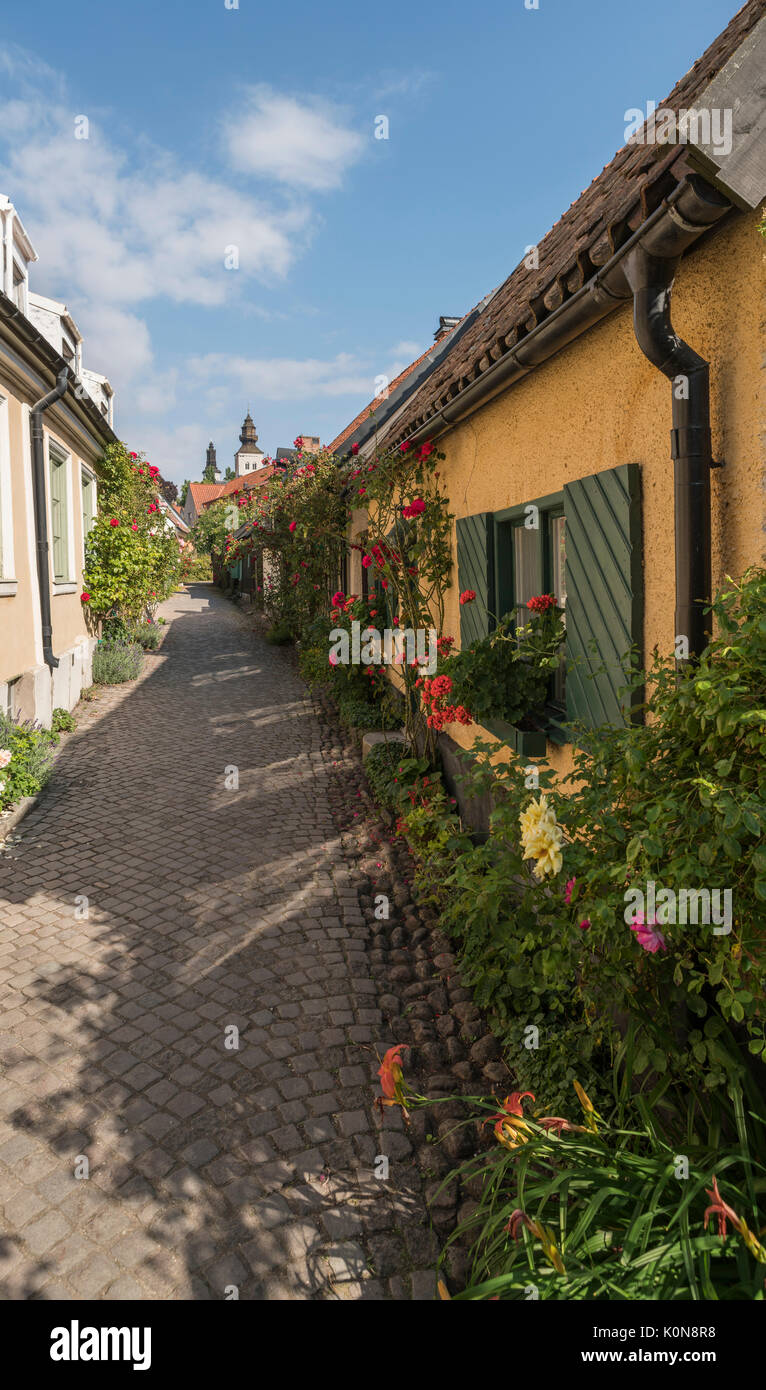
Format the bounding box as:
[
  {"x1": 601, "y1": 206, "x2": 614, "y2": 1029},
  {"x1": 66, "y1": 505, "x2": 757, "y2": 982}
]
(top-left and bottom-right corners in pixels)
[
  {"x1": 50, "y1": 454, "x2": 69, "y2": 582},
  {"x1": 563, "y1": 463, "x2": 643, "y2": 729},
  {"x1": 456, "y1": 512, "x2": 494, "y2": 648}
]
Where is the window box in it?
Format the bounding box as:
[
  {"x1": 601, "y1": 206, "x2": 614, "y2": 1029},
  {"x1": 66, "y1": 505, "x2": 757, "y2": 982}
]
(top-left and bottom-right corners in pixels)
[{"x1": 482, "y1": 716, "x2": 548, "y2": 756}]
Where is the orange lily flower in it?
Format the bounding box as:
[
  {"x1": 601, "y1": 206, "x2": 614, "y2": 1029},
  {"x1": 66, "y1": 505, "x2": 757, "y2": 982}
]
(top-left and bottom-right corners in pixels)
[
  {"x1": 377, "y1": 1044, "x2": 410, "y2": 1115},
  {"x1": 485, "y1": 1091, "x2": 535, "y2": 1150},
  {"x1": 704, "y1": 1175, "x2": 766, "y2": 1263},
  {"x1": 573, "y1": 1080, "x2": 601, "y2": 1132},
  {"x1": 507, "y1": 1208, "x2": 566, "y2": 1276},
  {"x1": 538, "y1": 1116, "x2": 588, "y2": 1137}
]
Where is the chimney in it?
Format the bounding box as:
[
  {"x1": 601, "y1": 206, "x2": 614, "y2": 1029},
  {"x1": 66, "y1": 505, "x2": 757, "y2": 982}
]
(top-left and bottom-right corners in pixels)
[{"x1": 434, "y1": 316, "x2": 460, "y2": 341}]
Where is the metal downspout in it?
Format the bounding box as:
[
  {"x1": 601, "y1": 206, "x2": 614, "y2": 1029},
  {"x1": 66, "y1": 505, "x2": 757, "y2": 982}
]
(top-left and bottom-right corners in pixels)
[
  {"x1": 623, "y1": 247, "x2": 719, "y2": 661},
  {"x1": 30, "y1": 367, "x2": 70, "y2": 670}
]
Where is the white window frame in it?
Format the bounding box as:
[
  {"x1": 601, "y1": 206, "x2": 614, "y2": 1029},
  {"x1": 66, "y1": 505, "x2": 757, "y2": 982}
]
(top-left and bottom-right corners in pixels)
[
  {"x1": 0, "y1": 392, "x2": 17, "y2": 595},
  {"x1": 48, "y1": 437, "x2": 76, "y2": 593},
  {"x1": 79, "y1": 463, "x2": 97, "y2": 561}
]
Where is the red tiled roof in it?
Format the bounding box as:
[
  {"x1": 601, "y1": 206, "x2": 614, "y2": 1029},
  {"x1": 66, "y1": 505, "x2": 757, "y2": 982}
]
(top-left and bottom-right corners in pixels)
[
  {"x1": 189, "y1": 467, "x2": 278, "y2": 513},
  {"x1": 376, "y1": 0, "x2": 765, "y2": 452}
]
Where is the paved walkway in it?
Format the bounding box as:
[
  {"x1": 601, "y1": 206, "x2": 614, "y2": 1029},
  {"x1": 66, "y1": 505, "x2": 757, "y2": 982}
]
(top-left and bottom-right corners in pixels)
[{"x1": 0, "y1": 586, "x2": 433, "y2": 1300}]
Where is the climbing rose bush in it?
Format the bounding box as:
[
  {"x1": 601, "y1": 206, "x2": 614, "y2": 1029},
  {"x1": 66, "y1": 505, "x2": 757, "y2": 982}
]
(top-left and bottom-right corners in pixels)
[{"x1": 83, "y1": 443, "x2": 181, "y2": 624}]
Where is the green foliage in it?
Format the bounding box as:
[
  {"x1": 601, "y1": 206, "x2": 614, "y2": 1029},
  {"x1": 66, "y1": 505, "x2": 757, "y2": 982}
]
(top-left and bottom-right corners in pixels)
[
  {"x1": 264, "y1": 621, "x2": 293, "y2": 645},
  {"x1": 83, "y1": 443, "x2": 181, "y2": 624},
  {"x1": 181, "y1": 551, "x2": 213, "y2": 582},
  {"x1": 436, "y1": 1087, "x2": 766, "y2": 1301},
  {"x1": 298, "y1": 639, "x2": 333, "y2": 688},
  {"x1": 51, "y1": 707, "x2": 76, "y2": 734},
  {"x1": 335, "y1": 695, "x2": 401, "y2": 732},
  {"x1": 92, "y1": 639, "x2": 143, "y2": 684},
  {"x1": 0, "y1": 713, "x2": 56, "y2": 809},
  {"x1": 558, "y1": 567, "x2": 766, "y2": 1074},
  {"x1": 131, "y1": 621, "x2": 162, "y2": 650},
  {"x1": 222, "y1": 439, "x2": 455, "y2": 757},
  {"x1": 442, "y1": 607, "x2": 564, "y2": 725},
  {"x1": 191, "y1": 495, "x2": 239, "y2": 559},
  {"x1": 364, "y1": 741, "x2": 410, "y2": 809},
  {"x1": 390, "y1": 568, "x2": 766, "y2": 1110}
]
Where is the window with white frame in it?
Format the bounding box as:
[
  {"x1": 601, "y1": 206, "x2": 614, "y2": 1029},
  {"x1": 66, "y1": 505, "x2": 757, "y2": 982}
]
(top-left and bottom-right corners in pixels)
[
  {"x1": 80, "y1": 466, "x2": 96, "y2": 554},
  {"x1": 49, "y1": 443, "x2": 72, "y2": 583},
  {"x1": 0, "y1": 392, "x2": 15, "y2": 588}
]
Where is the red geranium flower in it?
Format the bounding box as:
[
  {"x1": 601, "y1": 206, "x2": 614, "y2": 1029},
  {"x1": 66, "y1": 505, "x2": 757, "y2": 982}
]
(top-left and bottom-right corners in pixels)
[
  {"x1": 350, "y1": 443, "x2": 359, "y2": 456},
  {"x1": 459, "y1": 589, "x2": 476, "y2": 604}
]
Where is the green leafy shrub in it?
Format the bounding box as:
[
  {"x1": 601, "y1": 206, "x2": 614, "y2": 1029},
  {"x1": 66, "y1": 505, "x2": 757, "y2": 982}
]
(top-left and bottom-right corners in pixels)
[
  {"x1": 440, "y1": 604, "x2": 564, "y2": 726},
  {"x1": 131, "y1": 621, "x2": 162, "y2": 651},
  {"x1": 298, "y1": 640, "x2": 331, "y2": 688},
  {"x1": 265, "y1": 621, "x2": 293, "y2": 645},
  {"x1": 436, "y1": 1085, "x2": 766, "y2": 1301},
  {"x1": 335, "y1": 695, "x2": 401, "y2": 732},
  {"x1": 0, "y1": 714, "x2": 56, "y2": 810},
  {"x1": 82, "y1": 444, "x2": 181, "y2": 626},
  {"x1": 393, "y1": 568, "x2": 766, "y2": 1109},
  {"x1": 51, "y1": 708, "x2": 76, "y2": 734},
  {"x1": 364, "y1": 741, "x2": 408, "y2": 809},
  {"x1": 92, "y1": 640, "x2": 143, "y2": 685},
  {"x1": 182, "y1": 551, "x2": 213, "y2": 582}
]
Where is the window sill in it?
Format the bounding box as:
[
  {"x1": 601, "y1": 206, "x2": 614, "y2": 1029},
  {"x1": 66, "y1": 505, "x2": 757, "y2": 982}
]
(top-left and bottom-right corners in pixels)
[
  {"x1": 482, "y1": 717, "x2": 548, "y2": 757},
  {"x1": 52, "y1": 582, "x2": 77, "y2": 595},
  {"x1": 542, "y1": 706, "x2": 572, "y2": 746},
  {"x1": 0, "y1": 579, "x2": 19, "y2": 597}
]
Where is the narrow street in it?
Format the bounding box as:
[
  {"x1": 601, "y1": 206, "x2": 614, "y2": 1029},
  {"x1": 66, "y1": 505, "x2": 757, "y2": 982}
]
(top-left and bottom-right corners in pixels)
[{"x1": 0, "y1": 585, "x2": 432, "y2": 1300}]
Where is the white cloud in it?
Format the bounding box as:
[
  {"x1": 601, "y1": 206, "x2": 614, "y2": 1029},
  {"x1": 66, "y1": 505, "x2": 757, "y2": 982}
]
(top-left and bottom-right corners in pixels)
[
  {"x1": 76, "y1": 305, "x2": 153, "y2": 386},
  {"x1": 188, "y1": 351, "x2": 373, "y2": 402},
  {"x1": 390, "y1": 340, "x2": 423, "y2": 359},
  {"x1": 223, "y1": 87, "x2": 365, "y2": 191},
  {"x1": 0, "y1": 48, "x2": 377, "y2": 480}
]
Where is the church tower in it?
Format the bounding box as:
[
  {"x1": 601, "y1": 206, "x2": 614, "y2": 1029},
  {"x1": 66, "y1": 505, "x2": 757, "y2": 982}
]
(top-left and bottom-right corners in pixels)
[
  {"x1": 234, "y1": 411, "x2": 265, "y2": 476},
  {"x1": 203, "y1": 441, "x2": 220, "y2": 482}
]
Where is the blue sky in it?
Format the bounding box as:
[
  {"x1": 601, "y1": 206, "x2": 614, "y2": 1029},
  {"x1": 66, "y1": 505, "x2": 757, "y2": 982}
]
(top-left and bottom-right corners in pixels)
[{"x1": 0, "y1": 0, "x2": 742, "y2": 483}]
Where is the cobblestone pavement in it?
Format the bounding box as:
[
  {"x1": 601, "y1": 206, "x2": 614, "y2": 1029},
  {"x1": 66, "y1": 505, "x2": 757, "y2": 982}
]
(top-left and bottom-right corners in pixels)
[{"x1": 0, "y1": 585, "x2": 436, "y2": 1300}]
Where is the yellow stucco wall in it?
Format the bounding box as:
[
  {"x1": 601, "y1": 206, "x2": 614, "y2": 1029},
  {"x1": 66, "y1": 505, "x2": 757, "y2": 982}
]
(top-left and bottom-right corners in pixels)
[
  {"x1": 1, "y1": 358, "x2": 102, "y2": 688},
  {"x1": 437, "y1": 209, "x2": 765, "y2": 776},
  {"x1": 2, "y1": 393, "x2": 39, "y2": 678}
]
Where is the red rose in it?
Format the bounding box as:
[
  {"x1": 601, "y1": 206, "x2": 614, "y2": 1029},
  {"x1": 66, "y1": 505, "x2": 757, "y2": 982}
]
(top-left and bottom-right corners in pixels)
[
  {"x1": 289, "y1": 521, "x2": 297, "y2": 533},
  {"x1": 109, "y1": 518, "x2": 119, "y2": 527},
  {"x1": 402, "y1": 497, "x2": 425, "y2": 519},
  {"x1": 350, "y1": 443, "x2": 359, "y2": 455},
  {"x1": 80, "y1": 592, "x2": 91, "y2": 602}
]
